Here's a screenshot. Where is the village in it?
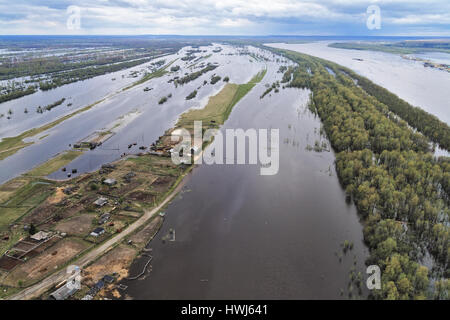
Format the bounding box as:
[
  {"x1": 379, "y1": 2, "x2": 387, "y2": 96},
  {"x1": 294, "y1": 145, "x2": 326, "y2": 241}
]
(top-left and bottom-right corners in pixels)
[{"x1": 0, "y1": 129, "x2": 192, "y2": 299}]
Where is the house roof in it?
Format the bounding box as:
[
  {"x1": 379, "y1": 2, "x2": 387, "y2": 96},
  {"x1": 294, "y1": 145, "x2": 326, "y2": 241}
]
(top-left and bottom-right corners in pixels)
[
  {"x1": 93, "y1": 227, "x2": 104, "y2": 234},
  {"x1": 104, "y1": 178, "x2": 117, "y2": 185},
  {"x1": 50, "y1": 284, "x2": 78, "y2": 300},
  {"x1": 95, "y1": 280, "x2": 105, "y2": 290},
  {"x1": 30, "y1": 231, "x2": 50, "y2": 241},
  {"x1": 94, "y1": 197, "x2": 108, "y2": 206},
  {"x1": 102, "y1": 275, "x2": 115, "y2": 284}
]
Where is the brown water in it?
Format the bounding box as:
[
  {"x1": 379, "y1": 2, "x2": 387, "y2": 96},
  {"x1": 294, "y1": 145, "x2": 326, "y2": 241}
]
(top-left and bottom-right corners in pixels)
[{"x1": 123, "y1": 55, "x2": 369, "y2": 299}]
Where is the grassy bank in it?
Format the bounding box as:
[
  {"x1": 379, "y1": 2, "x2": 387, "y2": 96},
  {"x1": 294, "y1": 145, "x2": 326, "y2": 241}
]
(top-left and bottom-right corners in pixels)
[
  {"x1": 24, "y1": 151, "x2": 83, "y2": 177},
  {"x1": 177, "y1": 68, "x2": 267, "y2": 131}
]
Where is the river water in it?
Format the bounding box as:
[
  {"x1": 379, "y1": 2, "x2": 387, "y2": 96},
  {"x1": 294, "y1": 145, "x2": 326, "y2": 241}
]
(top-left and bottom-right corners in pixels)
[
  {"x1": 268, "y1": 42, "x2": 450, "y2": 125},
  {"x1": 122, "y1": 49, "x2": 369, "y2": 299}
]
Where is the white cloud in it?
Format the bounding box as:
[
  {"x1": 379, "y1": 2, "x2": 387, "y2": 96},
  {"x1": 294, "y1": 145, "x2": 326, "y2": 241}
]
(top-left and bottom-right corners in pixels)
[{"x1": 0, "y1": 0, "x2": 449, "y2": 35}]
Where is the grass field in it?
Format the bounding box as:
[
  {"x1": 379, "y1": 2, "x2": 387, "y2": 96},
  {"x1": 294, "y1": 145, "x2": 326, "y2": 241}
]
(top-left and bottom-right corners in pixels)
[
  {"x1": 24, "y1": 150, "x2": 83, "y2": 177},
  {"x1": 0, "y1": 179, "x2": 27, "y2": 204},
  {"x1": 0, "y1": 229, "x2": 26, "y2": 256},
  {"x1": 0, "y1": 179, "x2": 55, "y2": 229},
  {"x1": 177, "y1": 83, "x2": 239, "y2": 129}
]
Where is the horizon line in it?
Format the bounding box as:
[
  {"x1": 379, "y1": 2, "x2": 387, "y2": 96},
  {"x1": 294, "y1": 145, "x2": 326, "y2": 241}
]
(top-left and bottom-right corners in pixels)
[{"x1": 1, "y1": 34, "x2": 450, "y2": 38}]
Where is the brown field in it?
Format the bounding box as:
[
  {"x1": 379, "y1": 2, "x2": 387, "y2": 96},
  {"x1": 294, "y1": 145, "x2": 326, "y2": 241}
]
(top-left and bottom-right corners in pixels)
[
  {"x1": 48, "y1": 187, "x2": 66, "y2": 204},
  {"x1": 22, "y1": 201, "x2": 60, "y2": 226},
  {"x1": 116, "y1": 210, "x2": 141, "y2": 218},
  {"x1": 22, "y1": 236, "x2": 61, "y2": 258},
  {"x1": 55, "y1": 214, "x2": 95, "y2": 236},
  {"x1": 0, "y1": 255, "x2": 22, "y2": 271},
  {"x1": 2, "y1": 238, "x2": 90, "y2": 286},
  {"x1": 82, "y1": 245, "x2": 137, "y2": 286},
  {"x1": 150, "y1": 176, "x2": 177, "y2": 194},
  {"x1": 38, "y1": 203, "x2": 85, "y2": 230},
  {"x1": 127, "y1": 190, "x2": 155, "y2": 202}
]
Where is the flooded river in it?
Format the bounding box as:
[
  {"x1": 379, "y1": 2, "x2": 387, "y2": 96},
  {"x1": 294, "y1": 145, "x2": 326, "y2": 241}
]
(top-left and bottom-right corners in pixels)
[
  {"x1": 2, "y1": 41, "x2": 447, "y2": 299},
  {"x1": 122, "y1": 51, "x2": 369, "y2": 299}
]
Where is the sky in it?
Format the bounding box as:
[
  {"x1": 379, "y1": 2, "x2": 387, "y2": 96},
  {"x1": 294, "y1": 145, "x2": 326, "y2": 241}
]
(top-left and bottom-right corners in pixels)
[{"x1": 0, "y1": 0, "x2": 449, "y2": 36}]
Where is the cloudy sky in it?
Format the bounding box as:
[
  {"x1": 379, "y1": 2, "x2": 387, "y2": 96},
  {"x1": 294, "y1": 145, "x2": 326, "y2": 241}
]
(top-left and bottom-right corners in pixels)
[{"x1": 0, "y1": 0, "x2": 449, "y2": 36}]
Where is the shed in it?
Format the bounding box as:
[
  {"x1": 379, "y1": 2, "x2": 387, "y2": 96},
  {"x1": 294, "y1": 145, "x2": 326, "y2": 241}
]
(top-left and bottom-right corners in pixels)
[
  {"x1": 99, "y1": 213, "x2": 111, "y2": 225},
  {"x1": 95, "y1": 280, "x2": 105, "y2": 290},
  {"x1": 90, "y1": 227, "x2": 105, "y2": 237},
  {"x1": 63, "y1": 187, "x2": 74, "y2": 195},
  {"x1": 49, "y1": 284, "x2": 78, "y2": 300},
  {"x1": 124, "y1": 172, "x2": 136, "y2": 179},
  {"x1": 30, "y1": 231, "x2": 50, "y2": 241},
  {"x1": 102, "y1": 275, "x2": 115, "y2": 284},
  {"x1": 103, "y1": 178, "x2": 117, "y2": 186},
  {"x1": 87, "y1": 287, "x2": 98, "y2": 297},
  {"x1": 94, "y1": 197, "x2": 108, "y2": 207}
]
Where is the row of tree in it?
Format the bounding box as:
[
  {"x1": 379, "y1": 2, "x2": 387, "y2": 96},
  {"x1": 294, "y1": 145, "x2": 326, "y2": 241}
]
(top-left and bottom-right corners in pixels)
[
  {"x1": 329, "y1": 59, "x2": 449, "y2": 151},
  {"x1": 276, "y1": 48, "x2": 449, "y2": 300},
  {"x1": 38, "y1": 57, "x2": 155, "y2": 91}
]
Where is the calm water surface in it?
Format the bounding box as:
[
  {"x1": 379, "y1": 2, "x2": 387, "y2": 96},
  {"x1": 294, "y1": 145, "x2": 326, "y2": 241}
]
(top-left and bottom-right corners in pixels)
[{"x1": 123, "y1": 54, "x2": 369, "y2": 299}]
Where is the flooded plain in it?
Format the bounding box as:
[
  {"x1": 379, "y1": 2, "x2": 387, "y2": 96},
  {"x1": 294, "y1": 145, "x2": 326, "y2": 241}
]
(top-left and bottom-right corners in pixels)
[
  {"x1": 122, "y1": 50, "x2": 369, "y2": 299},
  {"x1": 0, "y1": 45, "x2": 264, "y2": 184}
]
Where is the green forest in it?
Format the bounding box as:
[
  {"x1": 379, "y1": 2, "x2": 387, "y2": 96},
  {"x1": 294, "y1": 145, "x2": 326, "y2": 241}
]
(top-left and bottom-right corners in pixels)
[{"x1": 273, "y1": 48, "x2": 449, "y2": 300}]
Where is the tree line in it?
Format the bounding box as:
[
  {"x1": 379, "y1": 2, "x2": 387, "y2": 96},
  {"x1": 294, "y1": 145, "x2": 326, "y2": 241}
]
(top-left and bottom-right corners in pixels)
[{"x1": 274, "y1": 48, "x2": 449, "y2": 300}]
